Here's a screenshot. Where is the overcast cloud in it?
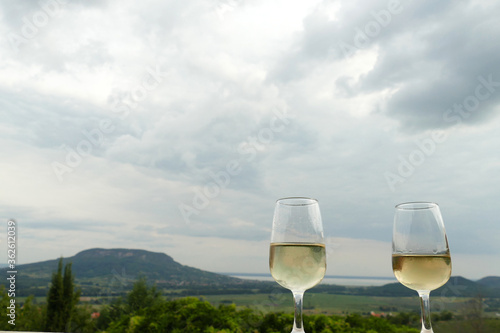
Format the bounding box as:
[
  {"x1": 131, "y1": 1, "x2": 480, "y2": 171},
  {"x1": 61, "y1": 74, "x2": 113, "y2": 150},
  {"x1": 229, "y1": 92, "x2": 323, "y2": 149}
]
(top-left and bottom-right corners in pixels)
[{"x1": 1, "y1": 0, "x2": 499, "y2": 280}]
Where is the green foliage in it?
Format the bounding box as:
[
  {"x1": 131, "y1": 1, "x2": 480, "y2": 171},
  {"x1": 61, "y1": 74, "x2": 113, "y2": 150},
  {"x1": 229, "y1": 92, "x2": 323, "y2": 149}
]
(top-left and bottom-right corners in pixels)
[
  {"x1": 16, "y1": 295, "x2": 45, "y2": 331},
  {"x1": 3, "y1": 277, "x2": 500, "y2": 333},
  {"x1": 44, "y1": 258, "x2": 81, "y2": 331},
  {"x1": 95, "y1": 280, "x2": 421, "y2": 333},
  {"x1": 63, "y1": 262, "x2": 80, "y2": 321},
  {"x1": 386, "y1": 311, "x2": 420, "y2": 327},
  {"x1": 342, "y1": 313, "x2": 420, "y2": 333},
  {"x1": 45, "y1": 258, "x2": 65, "y2": 331},
  {"x1": 431, "y1": 310, "x2": 453, "y2": 322},
  {"x1": 126, "y1": 276, "x2": 161, "y2": 313},
  {"x1": 66, "y1": 303, "x2": 98, "y2": 333},
  {"x1": 0, "y1": 285, "x2": 13, "y2": 330},
  {"x1": 104, "y1": 296, "x2": 243, "y2": 333},
  {"x1": 304, "y1": 314, "x2": 351, "y2": 332}
]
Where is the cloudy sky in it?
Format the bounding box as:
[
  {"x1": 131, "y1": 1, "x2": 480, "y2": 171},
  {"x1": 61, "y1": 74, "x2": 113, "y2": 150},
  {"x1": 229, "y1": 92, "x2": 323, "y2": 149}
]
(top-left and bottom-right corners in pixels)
[{"x1": 1, "y1": 0, "x2": 499, "y2": 281}]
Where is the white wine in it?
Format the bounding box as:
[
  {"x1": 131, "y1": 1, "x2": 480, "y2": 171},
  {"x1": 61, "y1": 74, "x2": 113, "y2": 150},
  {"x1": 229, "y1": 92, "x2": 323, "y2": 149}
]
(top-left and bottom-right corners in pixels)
[
  {"x1": 269, "y1": 243, "x2": 326, "y2": 291},
  {"x1": 392, "y1": 253, "x2": 451, "y2": 291}
]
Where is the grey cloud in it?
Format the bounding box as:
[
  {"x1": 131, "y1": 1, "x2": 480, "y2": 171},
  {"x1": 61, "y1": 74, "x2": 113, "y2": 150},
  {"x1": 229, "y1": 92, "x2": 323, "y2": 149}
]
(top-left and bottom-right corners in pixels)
[
  {"x1": 24, "y1": 219, "x2": 112, "y2": 231},
  {"x1": 105, "y1": 107, "x2": 288, "y2": 193},
  {"x1": 155, "y1": 220, "x2": 268, "y2": 241},
  {"x1": 358, "y1": 2, "x2": 500, "y2": 131},
  {"x1": 0, "y1": 1, "x2": 52, "y2": 28},
  {"x1": 268, "y1": 0, "x2": 409, "y2": 81},
  {"x1": 270, "y1": 0, "x2": 500, "y2": 131},
  {"x1": 1, "y1": 2, "x2": 114, "y2": 71},
  {"x1": 0, "y1": 89, "x2": 103, "y2": 148}
]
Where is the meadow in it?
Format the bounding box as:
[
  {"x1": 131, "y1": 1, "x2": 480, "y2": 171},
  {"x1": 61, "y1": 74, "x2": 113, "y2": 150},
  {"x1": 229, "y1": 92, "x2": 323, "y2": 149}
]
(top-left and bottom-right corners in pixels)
[{"x1": 200, "y1": 292, "x2": 471, "y2": 316}]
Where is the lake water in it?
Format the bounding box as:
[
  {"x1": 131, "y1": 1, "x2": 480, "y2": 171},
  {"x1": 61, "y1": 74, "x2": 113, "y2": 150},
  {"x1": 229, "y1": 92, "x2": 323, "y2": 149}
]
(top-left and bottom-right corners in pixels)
[{"x1": 223, "y1": 273, "x2": 397, "y2": 287}]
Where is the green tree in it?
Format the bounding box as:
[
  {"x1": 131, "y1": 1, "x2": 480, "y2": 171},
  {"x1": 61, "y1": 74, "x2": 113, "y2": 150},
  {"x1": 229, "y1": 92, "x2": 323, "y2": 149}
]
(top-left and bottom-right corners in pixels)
[
  {"x1": 63, "y1": 262, "x2": 80, "y2": 325},
  {"x1": 45, "y1": 258, "x2": 64, "y2": 331},
  {"x1": 44, "y1": 258, "x2": 80, "y2": 332},
  {"x1": 97, "y1": 278, "x2": 162, "y2": 332},
  {"x1": 96, "y1": 286, "x2": 424, "y2": 333},
  {"x1": 96, "y1": 297, "x2": 126, "y2": 330},
  {"x1": 16, "y1": 296, "x2": 44, "y2": 331},
  {"x1": 0, "y1": 285, "x2": 15, "y2": 330},
  {"x1": 68, "y1": 303, "x2": 98, "y2": 333},
  {"x1": 126, "y1": 276, "x2": 161, "y2": 313}
]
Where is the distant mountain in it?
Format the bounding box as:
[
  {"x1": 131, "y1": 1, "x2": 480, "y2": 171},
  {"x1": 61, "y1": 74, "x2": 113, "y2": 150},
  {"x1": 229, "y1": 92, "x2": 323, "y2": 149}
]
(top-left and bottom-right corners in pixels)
[
  {"x1": 477, "y1": 276, "x2": 500, "y2": 288},
  {"x1": 2, "y1": 248, "x2": 267, "y2": 297},
  {"x1": 313, "y1": 275, "x2": 500, "y2": 298}
]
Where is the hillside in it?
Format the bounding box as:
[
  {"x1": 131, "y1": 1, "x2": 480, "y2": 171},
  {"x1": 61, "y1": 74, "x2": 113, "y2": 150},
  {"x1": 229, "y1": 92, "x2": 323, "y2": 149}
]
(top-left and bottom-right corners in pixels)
[
  {"x1": 312, "y1": 275, "x2": 500, "y2": 299},
  {"x1": 477, "y1": 276, "x2": 500, "y2": 288},
  {"x1": 3, "y1": 248, "x2": 268, "y2": 297}
]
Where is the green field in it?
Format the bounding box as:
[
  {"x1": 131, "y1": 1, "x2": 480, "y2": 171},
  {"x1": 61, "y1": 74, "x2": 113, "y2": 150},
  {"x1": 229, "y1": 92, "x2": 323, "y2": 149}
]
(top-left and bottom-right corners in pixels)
[{"x1": 198, "y1": 292, "x2": 471, "y2": 316}]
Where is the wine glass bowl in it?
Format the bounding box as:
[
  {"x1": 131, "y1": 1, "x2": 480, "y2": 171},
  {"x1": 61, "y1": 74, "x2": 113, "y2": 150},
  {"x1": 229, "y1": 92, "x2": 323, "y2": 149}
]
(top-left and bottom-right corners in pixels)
[
  {"x1": 270, "y1": 242, "x2": 326, "y2": 292},
  {"x1": 392, "y1": 202, "x2": 451, "y2": 333},
  {"x1": 269, "y1": 197, "x2": 326, "y2": 333}
]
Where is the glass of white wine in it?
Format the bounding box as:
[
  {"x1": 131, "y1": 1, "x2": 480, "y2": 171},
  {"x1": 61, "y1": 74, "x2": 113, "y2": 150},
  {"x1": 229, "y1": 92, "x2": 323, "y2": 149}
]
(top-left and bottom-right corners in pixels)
[
  {"x1": 269, "y1": 197, "x2": 326, "y2": 333},
  {"x1": 392, "y1": 202, "x2": 452, "y2": 333}
]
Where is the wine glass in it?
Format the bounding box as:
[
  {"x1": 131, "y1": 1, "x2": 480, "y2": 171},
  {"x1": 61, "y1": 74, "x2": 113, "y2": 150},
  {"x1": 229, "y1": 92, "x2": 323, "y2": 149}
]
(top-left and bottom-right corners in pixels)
[
  {"x1": 392, "y1": 202, "x2": 452, "y2": 333},
  {"x1": 269, "y1": 197, "x2": 326, "y2": 333}
]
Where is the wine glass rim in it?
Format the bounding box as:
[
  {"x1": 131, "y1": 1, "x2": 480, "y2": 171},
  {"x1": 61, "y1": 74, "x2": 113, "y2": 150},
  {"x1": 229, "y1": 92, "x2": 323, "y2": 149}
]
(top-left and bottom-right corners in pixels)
[
  {"x1": 395, "y1": 201, "x2": 439, "y2": 210},
  {"x1": 276, "y1": 197, "x2": 318, "y2": 206}
]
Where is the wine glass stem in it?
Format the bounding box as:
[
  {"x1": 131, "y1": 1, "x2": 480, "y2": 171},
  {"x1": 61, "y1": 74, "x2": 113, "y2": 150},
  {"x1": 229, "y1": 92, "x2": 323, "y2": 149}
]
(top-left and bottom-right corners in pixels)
[
  {"x1": 292, "y1": 291, "x2": 305, "y2": 333},
  {"x1": 418, "y1": 291, "x2": 433, "y2": 333}
]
